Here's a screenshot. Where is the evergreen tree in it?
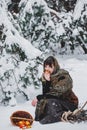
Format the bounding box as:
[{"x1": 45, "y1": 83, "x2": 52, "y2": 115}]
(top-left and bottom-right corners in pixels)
[
  {"x1": 1, "y1": 0, "x2": 87, "y2": 106},
  {"x1": 45, "y1": 0, "x2": 77, "y2": 12},
  {"x1": 57, "y1": 2, "x2": 87, "y2": 54},
  {"x1": 0, "y1": 0, "x2": 43, "y2": 106},
  {"x1": 18, "y1": 0, "x2": 58, "y2": 53}
]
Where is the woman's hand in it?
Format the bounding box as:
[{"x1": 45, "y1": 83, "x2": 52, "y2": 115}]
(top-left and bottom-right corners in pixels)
[
  {"x1": 31, "y1": 98, "x2": 38, "y2": 106},
  {"x1": 43, "y1": 70, "x2": 51, "y2": 81}
]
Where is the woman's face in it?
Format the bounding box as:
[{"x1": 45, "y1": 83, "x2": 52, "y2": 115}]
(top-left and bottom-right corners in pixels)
[{"x1": 44, "y1": 64, "x2": 54, "y2": 74}]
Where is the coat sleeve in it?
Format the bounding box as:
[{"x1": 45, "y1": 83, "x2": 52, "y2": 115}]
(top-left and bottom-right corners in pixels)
[{"x1": 47, "y1": 69, "x2": 73, "y2": 97}]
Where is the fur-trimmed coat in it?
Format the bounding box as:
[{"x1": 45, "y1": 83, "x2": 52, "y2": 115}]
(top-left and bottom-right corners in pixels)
[{"x1": 38, "y1": 68, "x2": 78, "y2": 106}]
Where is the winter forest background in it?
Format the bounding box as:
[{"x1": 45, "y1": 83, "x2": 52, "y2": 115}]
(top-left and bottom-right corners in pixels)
[{"x1": 0, "y1": 0, "x2": 87, "y2": 106}]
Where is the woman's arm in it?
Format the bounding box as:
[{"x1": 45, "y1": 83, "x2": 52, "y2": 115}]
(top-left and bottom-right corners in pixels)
[{"x1": 48, "y1": 69, "x2": 73, "y2": 97}]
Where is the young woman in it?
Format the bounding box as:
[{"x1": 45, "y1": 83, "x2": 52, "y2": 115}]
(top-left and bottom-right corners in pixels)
[{"x1": 32, "y1": 56, "x2": 78, "y2": 124}]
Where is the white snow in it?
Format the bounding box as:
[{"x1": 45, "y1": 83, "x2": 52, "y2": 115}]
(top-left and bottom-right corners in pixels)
[
  {"x1": 0, "y1": 55, "x2": 87, "y2": 130},
  {"x1": 73, "y1": 0, "x2": 87, "y2": 20}
]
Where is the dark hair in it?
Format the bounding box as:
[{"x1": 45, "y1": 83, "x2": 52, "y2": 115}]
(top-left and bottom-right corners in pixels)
[
  {"x1": 44, "y1": 56, "x2": 55, "y2": 68},
  {"x1": 43, "y1": 56, "x2": 60, "y2": 73}
]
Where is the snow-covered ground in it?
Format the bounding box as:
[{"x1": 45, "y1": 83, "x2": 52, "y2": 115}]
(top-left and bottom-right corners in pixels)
[{"x1": 0, "y1": 55, "x2": 87, "y2": 130}]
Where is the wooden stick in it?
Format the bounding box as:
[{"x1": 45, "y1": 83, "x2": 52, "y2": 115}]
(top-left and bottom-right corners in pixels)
[
  {"x1": 11, "y1": 116, "x2": 34, "y2": 121},
  {"x1": 75, "y1": 101, "x2": 87, "y2": 115},
  {"x1": 66, "y1": 101, "x2": 87, "y2": 123},
  {"x1": 80, "y1": 101, "x2": 87, "y2": 110}
]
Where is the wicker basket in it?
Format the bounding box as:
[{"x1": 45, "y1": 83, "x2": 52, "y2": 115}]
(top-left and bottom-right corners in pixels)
[{"x1": 10, "y1": 110, "x2": 34, "y2": 126}]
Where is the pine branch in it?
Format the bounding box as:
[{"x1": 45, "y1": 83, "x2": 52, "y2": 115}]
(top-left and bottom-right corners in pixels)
[
  {"x1": 49, "y1": 8, "x2": 63, "y2": 21},
  {"x1": 68, "y1": 101, "x2": 87, "y2": 123},
  {"x1": 77, "y1": 101, "x2": 87, "y2": 114}
]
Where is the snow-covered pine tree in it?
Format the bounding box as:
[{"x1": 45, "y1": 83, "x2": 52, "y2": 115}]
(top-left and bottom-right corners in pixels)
[
  {"x1": 57, "y1": 0, "x2": 87, "y2": 54},
  {"x1": 7, "y1": 0, "x2": 87, "y2": 55},
  {"x1": 45, "y1": 0, "x2": 77, "y2": 12},
  {"x1": 52, "y1": 0, "x2": 87, "y2": 55},
  {"x1": 0, "y1": 0, "x2": 43, "y2": 106},
  {"x1": 0, "y1": 24, "x2": 43, "y2": 105},
  {"x1": 72, "y1": 3, "x2": 87, "y2": 54},
  {"x1": 18, "y1": 0, "x2": 58, "y2": 53},
  {"x1": 1, "y1": 0, "x2": 87, "y2": 106}
]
